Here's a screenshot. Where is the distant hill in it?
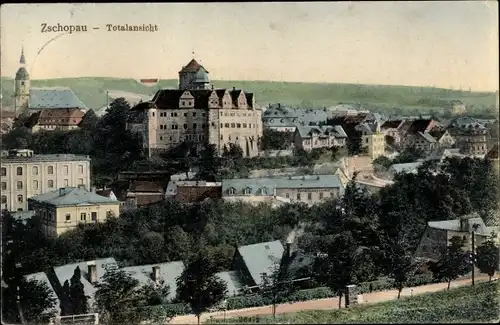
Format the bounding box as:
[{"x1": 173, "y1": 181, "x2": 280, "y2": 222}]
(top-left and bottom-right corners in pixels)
[{"x1": 1, "y1": 77, "x2": 498, "y2": 115}]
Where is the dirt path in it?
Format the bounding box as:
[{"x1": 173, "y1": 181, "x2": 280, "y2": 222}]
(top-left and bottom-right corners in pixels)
[{"x1": 169, "y1": 275, "x2": 494, "y2": 324}]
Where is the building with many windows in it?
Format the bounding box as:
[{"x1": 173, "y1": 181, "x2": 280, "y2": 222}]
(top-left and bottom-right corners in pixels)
[
  {"x1": 0, "y1": 149, "x2": 91, "y2": 211},
  {"x1": 127, "y1": 58, "x2": 263, "y2": 157},
  {"x1": 28, "y1": 185, "x2": 120, "y2": 237}
]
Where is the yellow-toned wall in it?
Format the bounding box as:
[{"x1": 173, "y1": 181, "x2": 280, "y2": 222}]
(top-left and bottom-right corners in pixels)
[
  {"x1": 362, "y1": 133, "x2": 385, "y2": 160},
  {"x1": 38, "y1": 203, "x2": 120, "y2": 237}
]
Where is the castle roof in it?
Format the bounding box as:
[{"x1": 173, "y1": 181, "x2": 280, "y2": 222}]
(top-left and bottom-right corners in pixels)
[{"x1": 179, "y1": 59, "x2": 209, "y2": 73}]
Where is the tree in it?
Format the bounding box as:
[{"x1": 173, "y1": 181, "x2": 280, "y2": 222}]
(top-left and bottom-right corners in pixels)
[
  {"x1": 476, "y1": 234, "x2": 499, "y2": 282},
  {"x1": 259, "y1": 261, "x2": 296, "y2": 318},
  {"x1": 176, "y1": 251, "x2": 228, "y2": 324},
  {"x1": 78, "y1": 109, "x2": 100, "y2": 131},
  {"x1": 392, "y1": 146, "x2": 425, "y2": 164},
  {"x1": 69, "y1": 266, "x2": 88, "y2": 314},
  {"x1": 260, "y1": 128, "x2": 293, "y2": 151},
  {"x1": 432, "y1": 236, "x2": 471, "y2": 290},
  {"x1": 94, "y1": 264, "x2": 172, "y2": 324},
  {"x1": 384, "y1": 235, "x2": 421, "y2": 299},
  {"x1": 197, "y1": 144, "x2": 221, "y2": 182},
  {"x1": 316, "y1": 231, "x2": 356, "y2": 308},
  {"x1": 346, "y1": 130, "x2": 363, "y2": 156},
  {"x1": 1, "y1": 277, "x2": 58, "y2": 324}
]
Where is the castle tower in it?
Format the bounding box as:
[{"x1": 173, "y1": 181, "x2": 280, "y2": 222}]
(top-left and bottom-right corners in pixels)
[
  {"x1": 178, "y1": 57, "x2": 210, "y2": 90},
  {"x1": 14, "y1": 47, "x2": 30, "y2": 116}
]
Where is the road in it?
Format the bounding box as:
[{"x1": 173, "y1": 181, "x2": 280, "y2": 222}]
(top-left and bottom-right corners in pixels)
[{"x1": 169, "y1": 275, "x2": 495, "y2": 324}]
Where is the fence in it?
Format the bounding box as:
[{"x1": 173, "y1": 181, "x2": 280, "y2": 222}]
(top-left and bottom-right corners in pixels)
[{"x1": 51, "y1": 313, "x2": 99, "y2": 325}]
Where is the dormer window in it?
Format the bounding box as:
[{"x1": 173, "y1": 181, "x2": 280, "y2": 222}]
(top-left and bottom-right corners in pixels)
[
  {"x1": 261, "y1": 187, "x2": 269, "y2": 195},
  {"x1": 244, "y1": 187, "x2": 252, "y2": 195},
  {"x1": 228, "y1": 187, "x2": 236, "y2": 195}
]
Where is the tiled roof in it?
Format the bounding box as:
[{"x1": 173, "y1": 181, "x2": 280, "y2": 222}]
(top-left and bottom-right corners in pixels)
[
  {"x1": 418, "y1": 131, "x2": 437, "y2": 143},
  {"x1": 174, "y1": 185, "x2": 222, "y2": 203},
  {"x1": 36, "y1": 108, "x2": 85, "y2": 126},
  {"x1": 53, "y1": 258, "x2": 118, "y2": 307},
  {"x1": 215, "y1": 271, "x2": 245, "y2": 297},
  {"x1": 222, "y1": 174, "x2": 345, "y2": 197},
  {"x1": 237, "y1": 240, "x2": 285, "y2": 286},
  {"x1": 25, "y1": 272, "x2": 61, "y2": 314},
  {"x1": 122, "y1": 261, "x2": 185, "y2": 301},
  {"x1": 179, "y1": 59, "x2": 208, "y2": 73},
  {"x1": 1, "y1": 153, "x2": 90, "y2": 163},
  {"x1": 428, "y1": 216, "x2": 496, "y2": 237},
  {"x1": 29, "y1": 186, "x2": 118, "y2": 207},
  {"x1": 381, "y1": 120, "x2": 403, "y2": 129},
  {"x1": 429, "y1": 129, "x2": 446, "y2": 140},
  {"x1": 129, "y1": 180, "x2": 167, "y2": 193},
  {"x1": 296, "y1": 125, "x2": 347, "y2": 138},
  {"x1": 407, "y1": 119, "x2": 434, "y2": 134},
  {"x1": 389, "y1": 162, "x2": 423, "y2": 174},
  {"x1": 29, "y1": 87, "x2": 87, "y2": 110}
]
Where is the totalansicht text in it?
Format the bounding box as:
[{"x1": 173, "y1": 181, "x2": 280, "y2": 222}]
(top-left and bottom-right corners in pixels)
[{"x1": 41, "y1": 23, "x2": 159, "y2": 34}]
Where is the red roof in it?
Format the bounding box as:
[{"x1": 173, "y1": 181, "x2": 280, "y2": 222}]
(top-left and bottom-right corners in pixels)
[
  {"x1": 36, "y1": 108, "x2": 85, "y2": 126},
  {"x1": 179, "y1": 59, "x2": 209, "y2": 73}
]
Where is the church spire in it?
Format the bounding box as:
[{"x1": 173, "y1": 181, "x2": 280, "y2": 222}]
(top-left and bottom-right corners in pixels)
[{"x1": 20, "y1": 46, "x2": 26, "y2": 65}]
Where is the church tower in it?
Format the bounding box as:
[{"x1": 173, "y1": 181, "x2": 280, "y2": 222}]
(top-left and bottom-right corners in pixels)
[{"x1": 14, "y1": 47, "x2": 30, "y2": 116}]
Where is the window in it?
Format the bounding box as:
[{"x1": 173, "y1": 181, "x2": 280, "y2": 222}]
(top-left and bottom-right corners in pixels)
[
  {"x1": 231, "y1": 123, "x2": 235, "y2": 128},
  {"x1": 63, "y1": 165, "x2": 69, "y2": 175},
  {"x1": 228, "y1": 188, "x2": 235, "y2": 195},
  {"x1": 307, "y1": 193, "x2": 312, "y2": 200},
  {"x1": 319, "y1": 192, "x2": 324, "y2": 200},
  {"x1": 1, "y1": 195, "x2": 6, "y2": 204},
  {"x1": 225, "y1": 123, "x2": 229, "y2": 128},
  {"x1": 192, "y1": 112, "x2": 197, "y2": 117},
  {"x1": 106, "y1": 210, "x2": 113, "y2": 218},
  {"x1": 80, "y1": 213, "x2": 86, "y2": 221},
  {"x1": 16, "y1": 167, "x2": 23, "y2": 176},
  {"x1": 220, "y1": 135, "x2": 223, "y2": 140},
  {"x1": 184, "y1": 123, "x2": 188, "y2": 129},
  {"x1": 64, "y1": 179, "x2": 69, "y2": 187},
  {"x1": 193, "y1": 123, "x2": 197, "y2": 129},
  {"x1": 65, "y1": 213, "x2": 71, "y2": 221},
  {"x1": 91, "y1": 212, "x2": 97, "y2": 221},
  {"x1": 1, "y1": 168, "x2": 5, "y2": 176},
  {"x1": 236, "y1": 123, "x2": 241, "y2": 128},
  {"x1": 184, "y1": 113, "x2": 188, "y2": 117},
  {"x1": 17, "y1": 195, "x2": 23, "y2": 203},
  {"x1": 285, "y1": 193, "x2": 290, "y2": 199},
  {"x1": 33, "y1": 180, "x2": 39, "y2": 190},
  {"x1": 1, "y1": 182, "x2": 6, "y2": 190},
  {"x1": 297, "y1": 193, "x2": 301, "y2": 200},
  {"x1": 181, "y1": 101, "x2": 186, "y2": 106},
  {"x1": 48, "y1": 166, "x2": 54, "y2": 174},
  {"x1": 78, "y1": 178, "x2": 84, "y2": 185},
  {"x1": 16, "y1": 181, "x2": 23, "y2": 190},
  {"x1": 32, "y1": 166, "x2": 39, "y2": 175},
  {"x1": 48, "y1": 180, "x2": 54, "y2": 188},
  {"x1": 243, "y1": 123, "x2": 247, "y2": 128},
  {"x1": 159, "y1": 136, "x2": 163, "y2": 140},
  {"x1": 244, "y1": 187, "x2": 252, "y2": 195}
]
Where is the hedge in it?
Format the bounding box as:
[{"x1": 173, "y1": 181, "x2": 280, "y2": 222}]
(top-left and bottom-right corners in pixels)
[{"x1": 158, "y1": 274, "x2": 436, "y2": 317}]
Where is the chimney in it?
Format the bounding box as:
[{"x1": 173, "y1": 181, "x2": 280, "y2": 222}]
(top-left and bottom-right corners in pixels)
[
  {"x1": 286, "y1": 242, "x2": 292, "y2": 258},
  {"x1": 152, "y1": 266, "x2": 160, "y2": 283},
  {"x1": 87, "y1": 261, "x2": 97, "y2": 284},
  {"x1": 59, "y1": 188, "x2": 66, "y2": 196}
]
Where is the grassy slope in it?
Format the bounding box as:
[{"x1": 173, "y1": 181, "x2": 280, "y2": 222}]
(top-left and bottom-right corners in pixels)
[
  {"x1": 1, "y1": 77, "x2": 498, "y2": 112},
  {"x1": 208, "y1": 281, "x2": 500, "y2": 324}
]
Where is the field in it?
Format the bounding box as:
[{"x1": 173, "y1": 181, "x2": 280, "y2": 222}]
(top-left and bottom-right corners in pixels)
[
  {"x1": 207, "y1": 281, "x2": 500, "y2": 324},
  {"x1": 1, "y1": 77, "x2": 498, "y2": 115}
]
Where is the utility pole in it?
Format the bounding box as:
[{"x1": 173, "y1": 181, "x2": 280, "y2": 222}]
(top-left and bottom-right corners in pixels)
[{"x1": 471, "y1": 223, "x2": 479, "y2": 286}]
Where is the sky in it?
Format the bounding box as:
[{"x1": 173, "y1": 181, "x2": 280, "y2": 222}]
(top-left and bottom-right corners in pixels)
[{"x1": 1, "y1": 2, "x2": 498, "y2": 91}]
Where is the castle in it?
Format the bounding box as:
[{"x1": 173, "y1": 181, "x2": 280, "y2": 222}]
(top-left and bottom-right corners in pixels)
[{"x1": 127, "y1": 58, "x2": 263, "y2": 157}]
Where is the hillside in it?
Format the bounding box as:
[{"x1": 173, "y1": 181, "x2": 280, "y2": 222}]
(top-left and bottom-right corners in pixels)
[
  {"x1": 208, "y1": 281, "x2": 500, "y2": 324},
  {"x1": 1, "y1": 77, "x2": 498, "y2": 114}
]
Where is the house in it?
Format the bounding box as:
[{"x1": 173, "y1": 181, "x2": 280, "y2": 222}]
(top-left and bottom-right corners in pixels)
[
  {"x1": 427, "y1": 148, "x2": 468, "y2": 162},
  {"x1": 429, "y1": 129, "x2": 455, "y2": 149},
  {"x1": 24, "y1": 272, "x2": 61, "y2": 316},
  {"x1": 53, "y1": 258, "x2": 119, "y2": 311},
  {"x1": 222, "y1": 174, "x2": 345, "y2": 206},
  {"x1": 165, "y1": 180, "x2": 222, "y2": 203},
  {"x1": 31, "y1": 108, "x2": 86, "y2": 132},
  {"x1": 122, "y1": 261, "x2": 185, "y2": 302},
  {"x1": 355, "y1": 122, "x2": 385, "y2": 160},
  {"x1": 446, "y1": 116, "x2": 488, "y2": 156},
  {"x1": 380, "y1": 120, "x2": 404, "y2": 146},
  {"x1": 125, "y1": 180, "x2": 168, "y2": 208},
  {"x1": 28, "y1": 185, "x2": 121, "y2": 237},
  {"x1": 1, "y1": 149, "x2": 91, "y2": 212},
  {"x1": 388, "y1": 162, "x2": 423, "y2": 178},
  {"x1": 415, "y1": 215, "x2": 498, "y2": 261},
  {"x1": 293, "y1": 125, "x2": 347, "y2": 151},
  {"x1": 401, "y1": 119, "x2": 438, "y2": 154},
  {"x1": 232, "y1": 240, "x2": 285, "y2": 288}
]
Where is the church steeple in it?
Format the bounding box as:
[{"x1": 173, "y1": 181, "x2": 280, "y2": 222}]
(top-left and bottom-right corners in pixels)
[{"x1": 20, "y1": 46, "x2": 26, "y2": 65}]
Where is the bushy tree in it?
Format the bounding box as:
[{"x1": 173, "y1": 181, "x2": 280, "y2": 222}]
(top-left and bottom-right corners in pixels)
[
  {"x1": 432, "y1": 236, "x2": 470, "y2": 290},
  {"x1": 197, "y1": 144, "x2": 221, "y2": 181},
  {"x1": 476, "y1": 234, "x2": 499, "y2": 282},
  {"x1": 176, "y1": 251, "x2": 227, "y2": 324},
  {"x1": 260, "y1": 128, "x2": 293, "y2": 151},
  {"x1": 94, "y1": 264, "x2": 171, "y2": 324},
  {"x1": 69, "y1": 266, "x2": 88, "y2": 315},
  {"x1": 347, "y1": 130, "x2": 363, "y2": 156},
  {"x1": 260, "y1": 261, "x2": 296, "y2": 318}
]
